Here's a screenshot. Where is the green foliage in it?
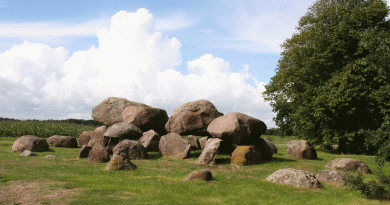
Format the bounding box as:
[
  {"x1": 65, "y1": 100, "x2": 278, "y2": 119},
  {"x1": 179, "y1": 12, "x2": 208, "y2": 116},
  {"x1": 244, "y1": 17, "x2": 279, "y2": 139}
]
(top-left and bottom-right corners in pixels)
[
  {"x1": 0, "y1": 120, "x2": 96, "y2": 138},
  {"x1": 344, "y1": 173, "x2": 389, "y2": 199},
  {"x1": 262, "y1": 0, "x2": 390, "y2": 153}
]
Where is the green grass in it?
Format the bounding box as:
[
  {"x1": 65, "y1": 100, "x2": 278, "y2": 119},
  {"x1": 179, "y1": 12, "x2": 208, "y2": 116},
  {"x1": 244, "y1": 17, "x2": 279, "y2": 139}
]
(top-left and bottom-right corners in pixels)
[
  {"x1": 0, "y1": 121, "x2": 388, "y2": 204},
  {"x1": 1, "y1": 133, "x2": 390, "y2": 204}
]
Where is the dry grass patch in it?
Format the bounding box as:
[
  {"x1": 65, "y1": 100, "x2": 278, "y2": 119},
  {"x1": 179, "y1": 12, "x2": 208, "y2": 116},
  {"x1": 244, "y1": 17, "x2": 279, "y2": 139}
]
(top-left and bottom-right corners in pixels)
[{"x1": 0, "y1": 180, "x2": 81, "y2": 205}]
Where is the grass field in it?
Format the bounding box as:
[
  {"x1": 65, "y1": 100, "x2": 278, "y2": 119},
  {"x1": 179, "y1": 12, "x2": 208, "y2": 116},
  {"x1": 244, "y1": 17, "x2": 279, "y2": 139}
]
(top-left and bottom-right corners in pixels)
[{"x1": 0, "y1": 123, "x2": 389, "y2": 204}]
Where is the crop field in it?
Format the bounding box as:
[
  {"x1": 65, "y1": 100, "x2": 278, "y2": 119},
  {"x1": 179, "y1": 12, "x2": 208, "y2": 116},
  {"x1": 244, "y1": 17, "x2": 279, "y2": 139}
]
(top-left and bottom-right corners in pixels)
[{"x1": 0, "y1": 121, "x2": 389, "y2": 204}]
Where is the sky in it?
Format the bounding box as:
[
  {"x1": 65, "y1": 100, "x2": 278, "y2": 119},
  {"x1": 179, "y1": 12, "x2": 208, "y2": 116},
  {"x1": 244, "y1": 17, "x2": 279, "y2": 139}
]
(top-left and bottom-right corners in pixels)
[{"x1": 1, "y1": 0, "x2": 389, "y2": 129}]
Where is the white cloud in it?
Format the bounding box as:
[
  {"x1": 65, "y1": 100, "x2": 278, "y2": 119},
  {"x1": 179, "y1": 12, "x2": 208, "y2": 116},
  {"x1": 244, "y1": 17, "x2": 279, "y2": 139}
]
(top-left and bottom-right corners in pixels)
[
  {"x1": 155, "y1": 12, "x2": 198, "y2": 31},
  {"x1": 0, "y1": 8, "x2": 276, "y2": 128}
]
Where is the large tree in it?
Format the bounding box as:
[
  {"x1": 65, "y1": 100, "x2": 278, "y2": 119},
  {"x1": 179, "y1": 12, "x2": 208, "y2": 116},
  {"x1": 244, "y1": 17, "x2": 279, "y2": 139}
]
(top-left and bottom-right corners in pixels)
[{"x1": 263, "y1": 0, "x2": 390, "y2": 153}]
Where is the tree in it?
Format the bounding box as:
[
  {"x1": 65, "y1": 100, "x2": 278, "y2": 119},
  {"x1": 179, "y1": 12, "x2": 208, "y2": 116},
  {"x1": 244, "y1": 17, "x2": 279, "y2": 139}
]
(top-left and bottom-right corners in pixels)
[{"x1": 262, "y1": 0, "x2": 390, "y2": 153}]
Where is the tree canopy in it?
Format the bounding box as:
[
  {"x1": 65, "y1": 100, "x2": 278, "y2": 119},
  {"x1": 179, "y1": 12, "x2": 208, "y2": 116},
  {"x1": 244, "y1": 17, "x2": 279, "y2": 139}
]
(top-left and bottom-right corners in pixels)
[{"x1": 263, "y1": 0, "x2": 390, "y2": 153}]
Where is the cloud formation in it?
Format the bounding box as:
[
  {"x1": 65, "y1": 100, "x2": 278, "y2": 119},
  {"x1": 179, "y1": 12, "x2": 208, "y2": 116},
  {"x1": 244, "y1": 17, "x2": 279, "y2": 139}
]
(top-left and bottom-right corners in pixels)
[{"x1": 0, "y1": 8, "x2": 275, "y2": 127}]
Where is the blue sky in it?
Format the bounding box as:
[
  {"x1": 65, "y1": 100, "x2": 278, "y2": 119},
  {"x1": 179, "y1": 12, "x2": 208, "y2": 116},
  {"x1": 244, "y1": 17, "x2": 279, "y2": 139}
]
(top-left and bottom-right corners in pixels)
[{"x1": 1, "y1": 0, "x2": 387, "y2": 128}]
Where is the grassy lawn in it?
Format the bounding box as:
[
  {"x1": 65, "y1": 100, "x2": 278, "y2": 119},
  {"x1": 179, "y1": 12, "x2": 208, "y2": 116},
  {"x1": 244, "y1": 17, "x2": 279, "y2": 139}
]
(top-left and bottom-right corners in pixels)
[{"x1": 1, "y1": 135, "x2": 390, "y2": 204}]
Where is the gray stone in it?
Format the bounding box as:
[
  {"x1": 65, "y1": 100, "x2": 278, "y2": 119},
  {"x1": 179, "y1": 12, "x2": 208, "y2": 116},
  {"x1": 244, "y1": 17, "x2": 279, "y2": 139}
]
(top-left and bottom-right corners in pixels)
[
  {"x1": 105, "y1": 155, "x2": 137, "y2": 171},
  {"x1": 196, "y1": 138, "x2": 221, "y2": 165},
  {"x1": 325, "y1": 158, "x2": 371, "y2": 174},
  {"x1": 184, "y1": 169, "x2": 213, "y2": 181},
  {"x1": 186, "y1": 135, "x2": 201, "y2": 150},
  {"x1": 88, "y1": 147, "x2": 110, "y2": 163},
  {"x1": 199, "y1": 136, "x2": 209, "y2": 149},
  {"x1": 159, "y1": 133, "x2": 191, "y2": 159},
  {"x1": 44, "y1": 155, "x2": 58, "y2": 158},
  {"x1": 316, "y1": 170, "x2": 350, "y2": 185},
  {"x1": 286, "y1": 140, "x2": 317, "y2": 160},
  {"x1": 265, "y1": 168, "x2": 322, "y2": 189},
  {"x1": 47, "y1": 135, "x2": 77, "y2": 148},
  {"x1": 113, "y1": 140, "x2": 148, "y2": 160},
  {"x1": 19, "y1": 150, "x2": 37, "y2": 157},
  {"x1": 138, "y1": 130, "x2": 160, "y2": 152}
]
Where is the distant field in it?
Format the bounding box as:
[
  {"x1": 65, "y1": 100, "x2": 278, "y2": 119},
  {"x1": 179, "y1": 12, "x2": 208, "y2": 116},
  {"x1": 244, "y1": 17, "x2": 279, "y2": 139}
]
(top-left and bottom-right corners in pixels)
[{"x1": 0, "y1": 122, "x2": 389, "y2": 204}]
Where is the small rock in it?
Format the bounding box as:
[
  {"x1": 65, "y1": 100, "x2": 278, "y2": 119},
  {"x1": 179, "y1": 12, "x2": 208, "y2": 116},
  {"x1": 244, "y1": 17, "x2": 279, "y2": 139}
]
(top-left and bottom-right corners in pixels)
[
  {"x1": 44, "y1": 155, "x2": 58, "y2": 159},
  {"x1": 94, "y1": 125, "x2": 108, "y2": 134},
  {"x1": 105, "y1": 155, "x2": 137, "y2": 171},
  {"x1": 265, "y1": 168, "x2": 321, "y2": 189},
  {"x1": 196, "y1": 138, "x2": 221, "y2": 165},
  {"x1": 325, "y1": 158, "x2": 371, "y2": 174},
  {"x1": 186, "y1": 135, "x2": 201, "y2": 150},
  {"x1": 19, "y1": 150, "x2": 37, "y2": 157},
  {"x1": 87, "y1": 132, "x2": 107, "y2": 148},
  {"x1": 184, "y1": 169, "x2": 213, "y2": 181}
]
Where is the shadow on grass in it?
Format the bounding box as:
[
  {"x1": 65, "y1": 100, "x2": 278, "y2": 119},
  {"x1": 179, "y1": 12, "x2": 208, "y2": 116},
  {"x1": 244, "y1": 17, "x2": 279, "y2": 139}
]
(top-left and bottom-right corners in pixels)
[
  {"x1": 269, "y1": 156, "x2": 297, "y2": 163},
  {"x1": 147, "y1": 152, "x2": 163, "y2": 160}
]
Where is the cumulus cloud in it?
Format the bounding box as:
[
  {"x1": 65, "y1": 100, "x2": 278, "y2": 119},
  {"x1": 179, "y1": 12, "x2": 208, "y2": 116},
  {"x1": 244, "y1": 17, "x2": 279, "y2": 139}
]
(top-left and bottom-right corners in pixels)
[{"x1": 0, "y1": 8, "x2": 275, "y2": 127}]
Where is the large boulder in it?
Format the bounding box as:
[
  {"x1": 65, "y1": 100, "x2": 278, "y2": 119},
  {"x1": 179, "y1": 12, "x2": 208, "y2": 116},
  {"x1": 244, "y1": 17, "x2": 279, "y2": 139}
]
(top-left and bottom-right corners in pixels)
[
  {"x1": 265, "y1": 168, "x2": 322, "y2": 189},
  {"x1": 12, "y1": 135, "x2": 49, "y2": 153},
  {"x1": 103, "y1": 122, "x2": 143, "y2": 139},
  {"x1": 138, "y1": 130, "x2": 160, "y2": 152},
  {"x1": 47, "y1": 135, "x2": 78, "y2": 148},
  {"x1": 113, "y1": 140, "x2": 148, "y2": 160},
  {"x1": 165, "y1": 99, "x2": 223, "y2": 136},
  {"x1": 196, "y1": 138, "x2": 222, "y2": 165},
  {"x1": 104, "y1": 122, "x2": 143, "y2": 154},
  {"x1": 184, "y1": 169, "x2": 213, "y2": 181},
  {"x1": 88, "y1": 147, "x2": 110, "y2": 163},
  {"x1": 316, "y1": 170, "x2": 350, "y2": 185},
  {"x1": 92, "y1": 97, "x2": 150, "y2": 126},
  {"x1": 122, "y1": 106, "x2": 169, "y2": 136},
  {"x1": 105, "y1": 155, "x2": 137, "y2": 171},
  {"x1": 263, "y1": 138, "x2": 278, "y2": 154},
  {"x1": 286, "y1": 140, "x2": 317, "y2": 160},
  {"x1": 207, "y1": 112, "x2": 267, "y2": 145},
  {"x1": 186, "y1": 135, "x2": 201, "y2": 150},
  {"x1": 325, "y1": 158, "x2": 371, "y2": 174},
  {"x1": 231, "y1": 146, "x2": 263, "y2": 165},
  {"x1": 159, "y1": 133, "x2": 191, "y2": 159}
]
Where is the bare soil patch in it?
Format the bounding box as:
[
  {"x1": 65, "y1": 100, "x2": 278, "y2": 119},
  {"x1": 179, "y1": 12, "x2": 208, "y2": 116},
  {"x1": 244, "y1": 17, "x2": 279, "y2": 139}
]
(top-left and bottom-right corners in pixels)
[{"x1": 0, "y1": 180, "x2": 81, "y2": 205}]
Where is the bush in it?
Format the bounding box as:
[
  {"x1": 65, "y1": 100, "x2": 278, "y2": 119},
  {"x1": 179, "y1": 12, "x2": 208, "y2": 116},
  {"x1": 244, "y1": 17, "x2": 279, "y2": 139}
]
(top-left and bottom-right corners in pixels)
[{"x1": 345, "y1": 173, "x2": 389, "y2": 199}]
